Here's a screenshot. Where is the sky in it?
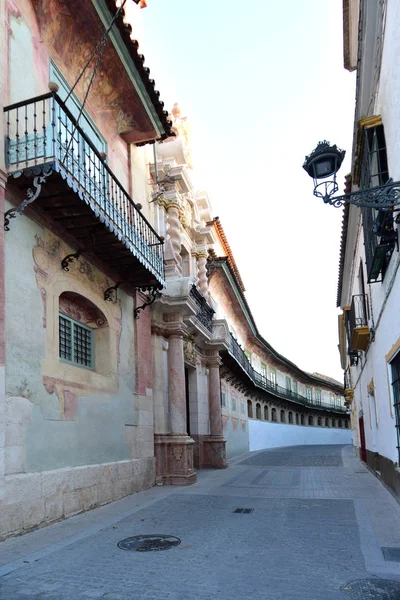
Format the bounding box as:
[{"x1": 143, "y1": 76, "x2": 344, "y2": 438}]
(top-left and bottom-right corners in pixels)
[{"x1": 130, "y1": 0, "x2": 356, "y2": 382}]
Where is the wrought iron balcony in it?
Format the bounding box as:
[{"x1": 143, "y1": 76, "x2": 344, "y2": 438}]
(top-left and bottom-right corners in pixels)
[
  {"x1": 189, "y1": 285, "x2": 215, "y2": 332},
  {"x1": 227, "y1": 334, "x2": 346, "y2": 413},
  {"x1": 347, "y1": 294, "x2": 370, "y2": 351},
  {"x1": 4, "y1": 93, "x2": 165, "y2": 288}
]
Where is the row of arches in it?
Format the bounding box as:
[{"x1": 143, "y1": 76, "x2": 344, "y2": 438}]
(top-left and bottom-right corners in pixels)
[{"x1": 248, "y1": 400, "x2": 348, "y2": 429}]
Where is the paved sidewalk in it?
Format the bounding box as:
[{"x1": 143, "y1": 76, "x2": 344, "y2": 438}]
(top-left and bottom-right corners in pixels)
[{"x1": 1, "y1": 445, "x2": 400, "y2": 599}]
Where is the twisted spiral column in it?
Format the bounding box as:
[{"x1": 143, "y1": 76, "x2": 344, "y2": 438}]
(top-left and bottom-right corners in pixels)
[
  {"x1": 166, "y1": 202, "x2": 182, "y2": 268},
  {"x1": 197, "y1": 251, "x2": 208, "y2": 297}
]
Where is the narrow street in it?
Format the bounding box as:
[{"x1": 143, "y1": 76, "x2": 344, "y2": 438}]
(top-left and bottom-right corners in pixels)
[{"x1": 1, "y1": 445, "x2": 400, "y2": 599}]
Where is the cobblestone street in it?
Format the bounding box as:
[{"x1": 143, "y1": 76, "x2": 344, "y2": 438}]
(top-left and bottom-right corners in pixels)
[{"x1": 2, "y1": 445, "x2": 400, "y2": 600}]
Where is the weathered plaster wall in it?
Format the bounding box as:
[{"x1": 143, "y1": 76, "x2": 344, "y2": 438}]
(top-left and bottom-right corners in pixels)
[
  {"x1": 249, "y1": 420, "x2": 352, "y2": 452},
  {"x1": 1, "y1": 206, "x2": 155, "y2": 538},
  {"x1": 3, "y1": 209, "x2": 145, "y2": 472},
  {"x1": 221, "y1": 380, "x2": 249, "y2": 458}
]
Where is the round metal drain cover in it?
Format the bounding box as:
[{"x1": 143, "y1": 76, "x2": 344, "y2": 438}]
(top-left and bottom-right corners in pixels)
[{"x1": 117, "y1": 534, "x2": 181, "y2": 552}]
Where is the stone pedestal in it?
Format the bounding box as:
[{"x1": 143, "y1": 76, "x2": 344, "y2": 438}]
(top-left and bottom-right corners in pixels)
[
  {"x1": 203, "y1": 435, "x2": 227, "y2": 469},
  {"x1": 154, "y1": 434, "x2": 197, "y2": 485}
]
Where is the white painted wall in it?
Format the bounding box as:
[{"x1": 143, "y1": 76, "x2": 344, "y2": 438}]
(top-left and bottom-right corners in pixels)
[{"x1": 249, "y1": 420, "x2": 352, "y2": 452}]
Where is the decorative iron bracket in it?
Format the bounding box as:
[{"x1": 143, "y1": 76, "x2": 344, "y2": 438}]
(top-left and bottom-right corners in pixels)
[
  {"x1": 104, "y1": 281, "x2": 122, "y2": 304},
  {"x1": 134, "y1": 285, "x2": 162, "y2": 319},
  {"x1": 317, "y1": 178, "x2": 400, "y2": 210},
  {"x1": 60, "y1": 227, "x2": 98, "y2": 272},
  {"x1": 61, "y1": 249, "x2": 83, "y2": 271},
  {"x1": 4, "y1": 167, "x2": 52, "y2": 231}
]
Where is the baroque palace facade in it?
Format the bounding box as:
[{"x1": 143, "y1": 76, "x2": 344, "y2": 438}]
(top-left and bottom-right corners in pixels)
[{"x1": 0, "y1": 0, "x2": 347, "y2": 539}]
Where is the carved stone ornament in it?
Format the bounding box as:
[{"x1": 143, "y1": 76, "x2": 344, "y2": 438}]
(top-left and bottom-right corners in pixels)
[{"x1": 183, "y1": 335, "x2": 197, "y2": 365}]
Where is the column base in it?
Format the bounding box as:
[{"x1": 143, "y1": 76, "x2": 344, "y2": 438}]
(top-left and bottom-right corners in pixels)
[
  {"x1": 202, "y1": 435, "x2": 228, "y2": 469},
  {"x1": 154, "y1": 434, "x2": 197, "y2": 485}
]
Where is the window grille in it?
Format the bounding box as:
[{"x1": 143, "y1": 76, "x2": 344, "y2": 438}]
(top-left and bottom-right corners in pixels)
[
  {"x1": 306, "y1": 388, "x2": 312, "y2": 401},
  {"x1": 391, "y1": 352, "x2": 400, "y2": 463},
  {"x1": 360, "y1": 124, "x2": 395, "y2": 282},
  {"x1": 315, "y1": 390, "x2": 321, "y2": 406},
  {"x1": 59, "y1": 313, "x2": 94, "y2": 368}
]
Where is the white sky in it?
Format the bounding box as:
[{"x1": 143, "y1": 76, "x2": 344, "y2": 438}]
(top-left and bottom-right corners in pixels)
[{"x1": 129, "y1": 0, "x2": 356, "y2": 382}]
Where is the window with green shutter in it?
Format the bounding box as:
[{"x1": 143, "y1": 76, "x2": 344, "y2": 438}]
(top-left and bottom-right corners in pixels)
[{"x1": 59, "y1": 313, "x2": 94, "y2": 369}]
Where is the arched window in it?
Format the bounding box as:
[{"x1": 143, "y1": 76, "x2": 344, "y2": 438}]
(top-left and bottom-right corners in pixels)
[
  {"x1": 264, "y1": 405, "x2": 269, "y2": 421},
  {"x1": 332, "y1": 419, "x2": 336, "y2": 428},
  {"x1": 280, "y1": 410, "x2": 286, "y2": 423},
  {"x1": 288, "y1": 412, "x2": 293, "y2": 424},
  {"x1": 317, "y1": 417, "x2": 322, "y2": 427},
  {"x1": 325, "y1": 418, "x2": 329, "y2": 427},
  {"x1": 247, "y1": 400, "x2": 253, "y2": 418},
  {"x1": 301, "y1": 414, "x2": 305, "y2": 425},
  {"x1": 345, "y1": 420, "x2": 349, "y2": 429},
  {"x1": 295, "y1": 413, "x2": 299, "y2": 425},
  {"x1": 338, "y1": 419, "x2": 342, "y2": 428},
  {"x1": 256, "y1": 403, "x2": 261, "y2": 420},
  {"x1": 59, "y1": 291, "x2": 108, "y2": 370},
  {"x1": 308, "y1": 415, "x2": 314, "y2": 426},
  {"x1": 271, "y1": 407, "x2": 277, "y2": 422}
]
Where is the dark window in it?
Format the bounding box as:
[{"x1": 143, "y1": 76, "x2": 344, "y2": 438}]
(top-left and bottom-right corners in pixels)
[
  {"x1": 247, "y1": 400, "x2": 253, "y2": 419},
  {"x1": 391, "y1": 352, "x2": 400, "y2": 462},
  {"x1": 360, "y1": 124, "x2": 395, "y2": 283}
]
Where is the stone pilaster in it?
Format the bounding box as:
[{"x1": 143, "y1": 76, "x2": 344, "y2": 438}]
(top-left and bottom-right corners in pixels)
[
  {"x1": 154, "y1": 314, "x2": 196, "y2": 485},
  {"x1": 203, "y1": 351, "x2": 227, "y2": 469}
]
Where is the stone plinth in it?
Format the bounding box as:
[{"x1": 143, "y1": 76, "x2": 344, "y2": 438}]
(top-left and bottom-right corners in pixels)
[
  {"x1": 154, "y1": 434, "x2": 197, "y2": 485},
  {"x1": 202, "y1": 435, "x2": 228, "y2": 469}
]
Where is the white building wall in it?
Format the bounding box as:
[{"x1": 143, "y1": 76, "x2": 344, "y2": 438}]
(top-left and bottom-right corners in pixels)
[{"x1": 249, "y1": 420, "x2": 352, "y2": 452}]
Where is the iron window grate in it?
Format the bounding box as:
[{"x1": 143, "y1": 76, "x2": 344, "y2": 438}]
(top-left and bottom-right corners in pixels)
[
  {"x1": 233, "y1": 508, "x2": 254, "y2": 514},
  {"x1": 59, "y1": 313, "x2": 94, "y2": 369}
]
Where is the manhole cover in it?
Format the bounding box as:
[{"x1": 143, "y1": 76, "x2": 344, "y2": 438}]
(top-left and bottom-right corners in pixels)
[
  {"x1": 382, "y1": 547, "x2": 400, "y2": 562},
  {"x1": 117, "y1": 535, "x2": 181, "y2": 552},
  {"x1": 233, "y1": 508, "x2": 254, "y2": 514},
  {"x1": 342, "y1": 579, "x2": 400, "y2": 599}
]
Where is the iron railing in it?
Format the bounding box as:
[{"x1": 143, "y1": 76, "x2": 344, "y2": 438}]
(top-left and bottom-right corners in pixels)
[
  {"x1": 349, "y1": 294, "x2": 369, "y2": 333},
  {"x1": 229, "y1": 334, "x2": 346, "y2": 412},
  {"x1": 189, "y1": 285, "x2": 215, "y2": 332},
  {"x1": 4, "y1": 92, "x2": 165, "y2": 284}
]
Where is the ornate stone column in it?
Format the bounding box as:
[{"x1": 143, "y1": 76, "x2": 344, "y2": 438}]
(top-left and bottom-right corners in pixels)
[
  {"x1": 197, "y1": 250, "x2": 209, "y2": 297},
  {"x1": 154, "y1": 314, "x2": 196, "y2": 485},
  {"x1": 164, "y1": 197, "x2": 182, "y2": 279},
  {"x1": 203, "y1": 351, "x2": 227, "y2": 469}
]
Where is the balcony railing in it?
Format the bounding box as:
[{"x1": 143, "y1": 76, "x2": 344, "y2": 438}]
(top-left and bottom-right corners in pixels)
[
  {"x1": 4, "y1": 93, "x2": 164, "y2": 286},
  {"x1": 228, "y1": 334, "x2": 346, "y2": 413},
  {"x1": 189, "y1": 285, "x2": 215, "y2": 332},
  {"x1": 348, "y1": 294, "x2": 370, "y2": 351}
]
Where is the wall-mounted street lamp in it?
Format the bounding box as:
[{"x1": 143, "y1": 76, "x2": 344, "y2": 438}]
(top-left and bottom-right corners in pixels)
[{"x1": 303, "y1": 141, "x2": 400, "y2": 210}]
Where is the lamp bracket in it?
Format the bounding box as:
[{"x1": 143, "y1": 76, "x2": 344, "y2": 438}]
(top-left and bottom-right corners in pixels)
[{"x1": 317, "y1": 178, "x2": 400, "y2": 210}]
